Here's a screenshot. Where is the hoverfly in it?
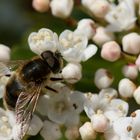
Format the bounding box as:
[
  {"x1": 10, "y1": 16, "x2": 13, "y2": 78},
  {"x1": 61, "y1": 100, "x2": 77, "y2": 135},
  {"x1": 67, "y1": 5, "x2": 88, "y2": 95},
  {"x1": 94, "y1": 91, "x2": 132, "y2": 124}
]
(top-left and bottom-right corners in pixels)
[{"x1": 0, "y1": 50, "x2": 63, "y2": 140}]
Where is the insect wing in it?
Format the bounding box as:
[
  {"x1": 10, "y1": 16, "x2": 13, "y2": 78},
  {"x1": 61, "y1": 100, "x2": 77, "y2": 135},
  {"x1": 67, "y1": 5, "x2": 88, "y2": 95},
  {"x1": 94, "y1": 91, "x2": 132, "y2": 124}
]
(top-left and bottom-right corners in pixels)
[
  {"x1": 14, "y1": 84, "x2": 42, "y2": 140},
  {"x1": 0, "y1": 62, "x2": 11, "y2": 77},
  {"x1": 0, "y1": 60, "x2": 27, "y2": 77}
]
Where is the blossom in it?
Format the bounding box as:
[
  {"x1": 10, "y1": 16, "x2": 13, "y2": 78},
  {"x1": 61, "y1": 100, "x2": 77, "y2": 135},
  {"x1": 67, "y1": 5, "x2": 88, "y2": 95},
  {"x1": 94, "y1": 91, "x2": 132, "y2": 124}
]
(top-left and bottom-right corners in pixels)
[
  {"x1": 28, "y1": 28, "x2": 59, "y2": 55},
  {"x1": 37, "y1": 83, "x2": 85, "y2": 127},
  {"x1": 84, "y1": 90, "x2": 128, "y2": 131},
  {"x1": 0, "y1": 108, "x2": 43, "y2": 140},
  {"x1": 113, "y1": 110, "x2": 140, "y2": 140},
  {"x1": 0, "y1": 109, "x2": 13, "y2": 140},
  {"x1": 105, "y1": 0, "x2": 136, "y2": 32},
  {"x1": 59, "y1": 30, "x2": 97, "y2": 63}
]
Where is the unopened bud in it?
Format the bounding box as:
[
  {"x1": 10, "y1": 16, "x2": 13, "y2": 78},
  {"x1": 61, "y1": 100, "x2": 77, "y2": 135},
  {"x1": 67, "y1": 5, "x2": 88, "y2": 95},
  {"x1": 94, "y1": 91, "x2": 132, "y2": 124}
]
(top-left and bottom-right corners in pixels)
[
  {"x1": 65, "y1": 126, "x2": 79, "y2": 140},
  {"x1": 91, "y1": 114, "x2": 108, "y2": 132},
  {"x1": 101, "y1": 41, "x2": 121, "y2": 62},
  {"x1": 50, "y1": 0, "x2": 73, "y2": 18},
  {"x1": 94, "y1": 68, "x2": 114, "y2": 89},
  {"x1": 32, "y1": 0, "x2": 50, "y2": 12},
  {"x1": 79, "y1": 122, "x2": 97, "y2": 140},
  {"x1": 75, "y1": 19, "x2": 96, "y2": 39},
  {"x1": 122, "y1": 64, "x2": 138, "y2": 80},
  {"x1": 118, "y1": 78, "x2": 136, "y2": 98},
  {"x1": 62, "y1": 63, "x2": 82, "y2": 84},
  {"x1": 92, "y1": 27, "x2": 114, "y2": 46},
  {"x1": 0, "y1": 44, "x2": 10, "y2": 61},
  {"x1": 89, "y1": 0, "x2": 110, "y2": 18},
  {"x1": 122, "y1": 33, "x2": 140, "y2": 55}
]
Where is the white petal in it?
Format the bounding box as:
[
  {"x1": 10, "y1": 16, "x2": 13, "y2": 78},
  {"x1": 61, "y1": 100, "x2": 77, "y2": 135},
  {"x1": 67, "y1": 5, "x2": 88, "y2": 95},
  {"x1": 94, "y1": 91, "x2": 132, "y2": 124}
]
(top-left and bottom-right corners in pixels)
[
  {"x1": 69, "y1": 91, "x2": 85, "y2": 113},
  {"x1": 65, "y1": 112, "x2": 80, "y2": 127},
  {"x1": 131, "y1": 110, "x2": 140, "y2": 136},
  {"x1": 36, "y1": 94, "x2": 50, "y2": 116},
  {"x1": 82, "y1": 44, "x2": 98, "y2": 61},
  {"x1": 84, "y1": 93, "x2": 99, "y2": 118},
  {"x1": 113, "y1": 117, "x2": 133, "y2": 137}
]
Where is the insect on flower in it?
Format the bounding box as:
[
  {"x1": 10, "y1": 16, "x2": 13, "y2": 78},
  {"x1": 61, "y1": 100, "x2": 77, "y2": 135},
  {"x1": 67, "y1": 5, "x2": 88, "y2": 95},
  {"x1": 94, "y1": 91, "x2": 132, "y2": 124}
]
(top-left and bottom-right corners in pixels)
[{"x1": 0, "y1": 50, "x2": 63, "y2": 140}]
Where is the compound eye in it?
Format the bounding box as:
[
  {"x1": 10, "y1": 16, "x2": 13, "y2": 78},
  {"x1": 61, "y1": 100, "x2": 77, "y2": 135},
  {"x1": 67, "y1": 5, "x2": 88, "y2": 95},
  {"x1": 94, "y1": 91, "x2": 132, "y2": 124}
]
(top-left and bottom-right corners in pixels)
[{"x1": 41, "y1": 51, "x2": 61, "y2": 73}]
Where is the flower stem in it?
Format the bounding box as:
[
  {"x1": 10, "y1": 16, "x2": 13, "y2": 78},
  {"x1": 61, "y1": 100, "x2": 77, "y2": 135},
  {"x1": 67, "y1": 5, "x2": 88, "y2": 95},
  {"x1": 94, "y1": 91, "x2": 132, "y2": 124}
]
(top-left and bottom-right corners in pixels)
[{"x1": 121, "y1": 52, "x2": 137, "y2": 63}]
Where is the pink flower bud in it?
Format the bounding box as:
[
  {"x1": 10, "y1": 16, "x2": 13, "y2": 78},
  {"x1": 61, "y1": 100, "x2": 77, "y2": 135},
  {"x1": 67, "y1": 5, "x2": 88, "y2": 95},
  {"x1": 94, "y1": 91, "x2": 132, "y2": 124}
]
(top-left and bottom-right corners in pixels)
[
  {"x1": 91, "y1": 114, "x2": 108, "y2": 132},
  {"x1": 122, "y1": 64, "x2": 138, "y2": 80},
  {"x1": 32, "y1": 0, "x2": 50, "y2": 12},
  {"x1": 101, "y1": 41, "x2": 121, "y2": 62},
  {"x1": 92, "y1": 27, "x2": 114, "y2": 46}
]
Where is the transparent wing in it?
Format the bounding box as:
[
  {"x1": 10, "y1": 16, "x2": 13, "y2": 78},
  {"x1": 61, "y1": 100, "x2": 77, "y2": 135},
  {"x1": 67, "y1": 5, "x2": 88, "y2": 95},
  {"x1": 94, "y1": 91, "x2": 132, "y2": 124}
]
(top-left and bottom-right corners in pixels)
[
  {"x1": 14, "y1": 83, "x2": 42, "y2": 140},
  {"x1": 0, "y1": 60, "x2": 27, "y2": 77}
]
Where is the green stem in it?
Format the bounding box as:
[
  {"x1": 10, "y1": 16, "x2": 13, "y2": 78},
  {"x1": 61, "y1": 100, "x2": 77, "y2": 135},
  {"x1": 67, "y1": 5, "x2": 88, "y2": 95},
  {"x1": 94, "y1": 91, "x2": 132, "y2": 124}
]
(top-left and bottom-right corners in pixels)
[{"x1": 121, "y1": 52, "x2": 137, "y2": 63}]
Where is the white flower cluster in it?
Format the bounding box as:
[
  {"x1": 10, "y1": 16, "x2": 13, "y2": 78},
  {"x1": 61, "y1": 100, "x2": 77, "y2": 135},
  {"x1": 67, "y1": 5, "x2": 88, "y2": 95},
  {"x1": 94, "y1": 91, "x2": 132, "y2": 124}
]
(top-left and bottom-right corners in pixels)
[
  {"x1": 1, "y1": 0, "x2": 140, "y2": 140},
  {"x1": 28, "y1": 28, "x2": 98, "y2": 83}
]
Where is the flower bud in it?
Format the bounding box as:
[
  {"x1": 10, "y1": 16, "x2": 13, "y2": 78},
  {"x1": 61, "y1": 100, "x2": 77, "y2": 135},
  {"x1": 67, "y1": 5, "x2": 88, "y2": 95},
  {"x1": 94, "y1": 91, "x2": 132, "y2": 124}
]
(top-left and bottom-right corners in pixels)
[
  {"x1": 118, "y1": 78, "x2": 136, "y2": 98},
  {"x1": 91, "y1": 114, "x2": 108, "y2": 132},
  {"x1": 92, "y1": 27, "x2": 114, "y2": 46},
  {"x1": 122, "y1": 32, "x2": 140, "y2": 55},
  {"x1": 101, "y1": 41, "x2": 121, "y2": 62},
  {"x1": 122, "y1": 64, "x2": 138, "y2": 80},
  {"x1": 62, "y1": 63, "x2": 82, "y2": 84},
  {"x1": 40, "y1": 120, "x2": 62, "y2": 140},
  {"x1": 50, "y1": 0, "x2": 74, "y2": 18},
  {"x1": 32, "y1": 0, "x2": 50, "y2": 12},
  {"x1": 90, "y1": 0, "x2": 110, "y2": 18},
  {"x1": 75, "y1": 19, "x2": 96, "y2": 39},
  {"x1": 134, "y1": 86, "x2": 140, "y2": 105},
  {"x1": 79, "y1": 122, "x2": 97, "y2": 140},
  {"x1": 94, "y1": 68, "x2": 114, "y2": 89},
  {"x1": 27, "y1": 115, "x2": 43, "y2": 136},
  {"x1": 0, "y1": 44, "x2": 10, "y2": 61},
  {"x1": 65, "y1": 126, "x2": 79, "y2": 140}
]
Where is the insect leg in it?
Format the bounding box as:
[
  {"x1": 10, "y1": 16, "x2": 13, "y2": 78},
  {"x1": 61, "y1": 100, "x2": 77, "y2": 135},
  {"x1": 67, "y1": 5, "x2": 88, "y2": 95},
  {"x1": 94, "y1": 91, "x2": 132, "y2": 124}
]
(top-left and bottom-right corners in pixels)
[{"x1": 45, "y1": 85, "x2": 58, "y2": 93}]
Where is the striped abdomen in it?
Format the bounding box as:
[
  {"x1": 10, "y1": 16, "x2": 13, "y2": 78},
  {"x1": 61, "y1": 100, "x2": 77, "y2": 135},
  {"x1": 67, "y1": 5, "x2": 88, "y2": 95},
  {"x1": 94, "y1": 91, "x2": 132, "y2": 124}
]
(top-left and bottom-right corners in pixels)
[{"x1": 4, "y1": 74, "x2": 23, "y2": 110}]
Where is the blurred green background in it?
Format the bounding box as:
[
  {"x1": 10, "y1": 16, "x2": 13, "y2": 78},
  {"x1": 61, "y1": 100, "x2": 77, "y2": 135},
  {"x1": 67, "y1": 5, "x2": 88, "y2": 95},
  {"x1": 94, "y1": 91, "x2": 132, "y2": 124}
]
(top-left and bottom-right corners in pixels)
[{"x1": 0, "y1": 0, "x2": 139, "y2": 140}]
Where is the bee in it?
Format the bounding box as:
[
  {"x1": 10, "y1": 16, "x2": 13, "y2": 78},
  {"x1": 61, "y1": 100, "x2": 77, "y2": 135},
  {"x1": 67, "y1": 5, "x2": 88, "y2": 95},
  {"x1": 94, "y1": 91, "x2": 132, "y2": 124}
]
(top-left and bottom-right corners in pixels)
[{"x1": 0, "y1": 50, "x2": 63, "y2": 140}]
